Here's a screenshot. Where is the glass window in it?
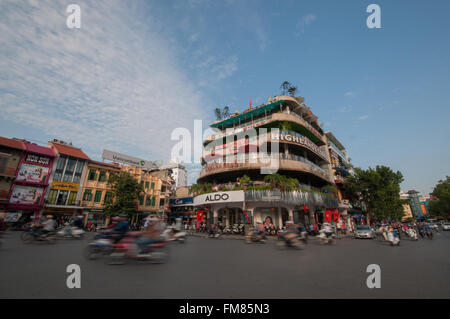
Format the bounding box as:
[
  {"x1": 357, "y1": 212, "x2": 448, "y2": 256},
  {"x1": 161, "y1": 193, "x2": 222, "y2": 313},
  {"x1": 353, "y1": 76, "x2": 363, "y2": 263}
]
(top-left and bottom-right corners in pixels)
[
  {"x1": 94, "y1": 190, "x2": 102, "y2": 203},
  {"x1": 63, "y1": 158, "x2": 76, "y2": 182},
  {"x1": 83, "y1": 189, "x2": 92, "y2": 201},
  {"x1": 47, "y1": 189, "x2": 58, "y2": 204},
  {"x1": 139, "y1": 196, "x2": 144, "y2": 206},
  {"x1": 145, "y1": 196, "x2": 151, "y2": 206},
  {"x1": 56, "y1": 190, "x2": 69, "y2": 205},
  {"x1": 104, "y1": 192, "x2": 113, "y2": 204},
  {"x1": 145, "y1": 181, "x2": 149, "y2": 189},
  {"x1": 88, "y1": 169, "x2": 97, "y2": 181},
  {"x1": 151, "y1": 196, "x2": 156, "y2": 206},
  {"x1": 73, "y1": 160, "x2": 84, "y2": 183},
  {"x1": 98, "y1": 171, "x2": 107, "y2": 182},
  {"x1": 53, "y1": 157, "x2": 67, "y2": 181},
  {"x1": 151, "y1": 182, "x2": 155, "y2": 190},
  {"x1": 67, "y1": 192, "x2": 77, "y2": 205}
]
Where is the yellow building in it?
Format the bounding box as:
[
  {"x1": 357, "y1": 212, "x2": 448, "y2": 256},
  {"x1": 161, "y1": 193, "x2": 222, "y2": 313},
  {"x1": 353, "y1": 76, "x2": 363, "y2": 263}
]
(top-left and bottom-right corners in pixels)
[
  {"x1": 81, "y1": 160, "x2": 121, "y2": 226},
  {"x1": 121, "y1": 166, "x2": 174, "y2": 220}
]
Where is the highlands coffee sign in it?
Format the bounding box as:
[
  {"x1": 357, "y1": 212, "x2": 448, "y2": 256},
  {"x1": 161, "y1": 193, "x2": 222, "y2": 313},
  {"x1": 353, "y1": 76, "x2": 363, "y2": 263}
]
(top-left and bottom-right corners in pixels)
[
  {"x1": 194, "y1": 191, "x2": 245, "y2": 206},
  {"x1": 102, "y1": 149, "x2": 158, "y2": 170}
]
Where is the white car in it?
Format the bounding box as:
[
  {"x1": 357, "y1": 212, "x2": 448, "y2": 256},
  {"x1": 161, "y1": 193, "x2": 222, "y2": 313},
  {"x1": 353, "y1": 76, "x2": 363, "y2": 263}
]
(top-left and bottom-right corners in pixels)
[{"x1": 443, "y1": 223, "x2": 450, "y2": 231}]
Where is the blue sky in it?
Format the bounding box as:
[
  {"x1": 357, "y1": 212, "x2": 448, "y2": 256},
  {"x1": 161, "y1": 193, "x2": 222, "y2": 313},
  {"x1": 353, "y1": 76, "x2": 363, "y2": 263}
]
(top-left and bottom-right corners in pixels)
[{"x1": 1, "y1": 0, "x2": 449, "y2": 194}]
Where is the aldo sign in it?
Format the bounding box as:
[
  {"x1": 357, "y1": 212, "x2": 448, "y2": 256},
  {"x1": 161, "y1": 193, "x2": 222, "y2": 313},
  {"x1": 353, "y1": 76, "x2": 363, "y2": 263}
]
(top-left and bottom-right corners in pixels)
[{"x1": 194, "y1": 191, "x2": 244, "y2": 206}]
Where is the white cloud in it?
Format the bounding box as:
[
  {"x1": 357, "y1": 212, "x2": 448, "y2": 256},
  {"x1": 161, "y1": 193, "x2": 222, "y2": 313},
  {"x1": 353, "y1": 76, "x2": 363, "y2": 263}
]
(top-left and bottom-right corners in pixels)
[
  {"x1": 344, "y1": 91, "x2": 357, "y2": 98},
  {"x1": 296, "y1": 14, "x2": 317, "y2": 35},
  {"x1": 0, "y1": 0, "x2": 208, "y2": 163},
  {"x1": 357, "y1": 115, "x2": 369, "y2": 121}
]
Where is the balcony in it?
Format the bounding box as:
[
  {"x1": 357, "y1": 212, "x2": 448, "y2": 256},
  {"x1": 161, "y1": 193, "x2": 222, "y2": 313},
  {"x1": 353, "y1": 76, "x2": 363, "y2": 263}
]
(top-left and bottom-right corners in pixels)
[
  {"x1": 204, "y1": 112, "x2": 326, "y2": 146},
  {"x1": 199, "y1": 153, "x2": 332, "y2": 183}
]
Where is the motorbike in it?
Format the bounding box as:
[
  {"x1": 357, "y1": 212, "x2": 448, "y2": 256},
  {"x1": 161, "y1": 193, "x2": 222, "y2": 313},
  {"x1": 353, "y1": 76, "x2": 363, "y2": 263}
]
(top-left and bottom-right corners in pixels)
[
  {"x1": 265, "y1": 225, "x2": 277, "y2": 236},
  {"x1": 245, "y1": 230, "x2": 266, "y2": 243},
  {"x1": 162, "y1": 227, "x2": 187, "y2": 243},
  {"x1": 57, "y1": 226, "x2": 86, "y2": 239},
  {"x1": 277, "y1": 231, "x2": 304, "y2": 249},
  {"x1": 387, "y1": 231, "x2": 400, "y2": 246},
  {"x1": 425, "y1": 228, "x2": 434, "y2": 239},
  {"x1": 208, "y1": 229, "x2": 222, "y2": 239},
  {"x1": 222, "y1": 225, "x2": 232, "y2": 234},
  {"x1": 317, "y1": 230, "x2": 336, "y2": 245},
  {"x1": 405, "y1": 228, "x2": 418, "y2": 241},
  {"x1": 21, "y1": 226, "x2": 57, "y2": 244},
  {"x1": 105, "y1": 235, "x2": 169, "y2": 265}
]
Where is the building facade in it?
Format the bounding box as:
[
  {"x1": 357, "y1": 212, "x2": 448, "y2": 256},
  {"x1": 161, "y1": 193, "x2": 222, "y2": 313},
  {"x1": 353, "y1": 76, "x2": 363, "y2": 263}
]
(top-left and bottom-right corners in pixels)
[
  {"x1": 195, "y1": 95, "x2": 340, "y2": 228},
  {"x1": 80, "y1": 160, "x2": 121, "y2": 226},
  {"x1": 44, "y1": 139, "x2": 90, "y2": 216},
  {"x1": 0, "y1": 137, "x2": 26, "y2": 217},
  {"x1": 8, "y1": 141, "x2": 56, "y2": 221}
]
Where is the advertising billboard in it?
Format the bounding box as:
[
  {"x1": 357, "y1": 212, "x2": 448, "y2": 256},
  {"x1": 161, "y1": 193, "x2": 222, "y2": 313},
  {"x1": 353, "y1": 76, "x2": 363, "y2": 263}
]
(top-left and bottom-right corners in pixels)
[
  {"x1": 9, "y1": 185, "x2": 44, "y2": 205},
  {"x1": 102, "y1": 149, "x2": 159, "y2": 170},
  {"x1": 16, "y1": 164, "x2": 49, "y2": 183}
]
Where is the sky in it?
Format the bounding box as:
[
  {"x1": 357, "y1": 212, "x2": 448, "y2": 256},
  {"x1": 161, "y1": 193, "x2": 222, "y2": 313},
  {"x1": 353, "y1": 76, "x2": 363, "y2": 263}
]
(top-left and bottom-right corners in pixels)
[{"x1": 1, "y1": 0, "x2": 449, "y2": 195}]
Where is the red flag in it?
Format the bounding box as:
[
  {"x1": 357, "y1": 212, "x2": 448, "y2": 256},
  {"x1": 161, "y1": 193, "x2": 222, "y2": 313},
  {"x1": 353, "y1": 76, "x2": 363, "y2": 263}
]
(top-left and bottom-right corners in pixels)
[
  {"x1": 249, "y1": 99, "x2": 252, "y2": 109},
  {"x1": 303, "y1": 205, "x2": 309, "y2": 212}
]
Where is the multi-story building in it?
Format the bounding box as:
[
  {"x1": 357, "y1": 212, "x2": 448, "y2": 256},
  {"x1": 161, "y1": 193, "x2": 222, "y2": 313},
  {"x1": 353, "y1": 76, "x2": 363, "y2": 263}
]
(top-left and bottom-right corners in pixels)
[
  {"x1": 195, "y1": 95, "x2": 339, "y2": 228},
  {"x1": 8, "y1": 141, "x2": 56, "y2": 221},
  {"x1": 80, "y1": 160, "x2": 121, "y2": 226},
  {"x1": 162, "y1": 162, "x2": 187, "y2": 188},
  {"x1": 121, "y1": 166, "x2": 174, "y2": 219},
  {"x1": 406, "y1": 190, "x2": 423, "y2": 218},
  {"x1": 324, "y1": 132, "x2": 352, "y2": 218},
  {"x1": 0, "y1": 137, "x2": 26, "y2": 217},
  {"x1": 44, "y1": 139, "x2": 90, "y2": 217}
]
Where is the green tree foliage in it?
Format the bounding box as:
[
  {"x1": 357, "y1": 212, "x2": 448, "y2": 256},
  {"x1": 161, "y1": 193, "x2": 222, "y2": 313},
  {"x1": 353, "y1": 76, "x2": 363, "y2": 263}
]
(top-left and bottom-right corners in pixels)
[
  {"x1": 344, "y1": 165, "x2": 404, "y2": 223},
  {"x1": 429, "y1": 176, "x2": 450, "y2": 218},
  {"x1": 214, "y1": 106, "x2": 230, "y2": 120},
  {"x1": 280, "y1": 81, "x2": 298, "y2": 97},
  {"x1": 104, "y1": 171, "x2": 143, "y2": 216},
  {"x1": 264, "y1": 174, "x2": 299, "y2": 192}
]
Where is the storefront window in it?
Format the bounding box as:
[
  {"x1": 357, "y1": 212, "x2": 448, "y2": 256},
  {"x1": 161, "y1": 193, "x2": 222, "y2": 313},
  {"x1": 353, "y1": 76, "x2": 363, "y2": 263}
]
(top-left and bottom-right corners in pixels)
[
  {"x1": 67, "y1": 191, "x2": 77, "y2": 205},
  {"x1": 56, "y1": 190, "x2": 69, "y2": 205},
  {"x1": 47, "y1": 189, "x2": 58, "y2": 204}
]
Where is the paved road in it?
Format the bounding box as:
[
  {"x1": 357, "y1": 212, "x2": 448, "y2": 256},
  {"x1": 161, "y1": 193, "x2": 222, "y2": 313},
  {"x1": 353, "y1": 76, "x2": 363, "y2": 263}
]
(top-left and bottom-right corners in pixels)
[{"x1": 1, "y1": 230, "x2": 449, "y2": 298}]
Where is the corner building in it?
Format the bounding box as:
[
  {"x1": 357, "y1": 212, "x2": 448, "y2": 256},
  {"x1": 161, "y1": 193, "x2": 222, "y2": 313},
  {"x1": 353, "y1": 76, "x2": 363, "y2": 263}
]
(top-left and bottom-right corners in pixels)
[{"x1": 195, "y1": 96, "x2": 341, "y2": 228}]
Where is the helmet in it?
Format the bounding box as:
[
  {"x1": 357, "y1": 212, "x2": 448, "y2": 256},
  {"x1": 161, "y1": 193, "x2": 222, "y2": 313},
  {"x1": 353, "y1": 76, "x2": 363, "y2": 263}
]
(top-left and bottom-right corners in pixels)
[{"x1": 46, "y1": 215, "x2": 53, "y2": 219}]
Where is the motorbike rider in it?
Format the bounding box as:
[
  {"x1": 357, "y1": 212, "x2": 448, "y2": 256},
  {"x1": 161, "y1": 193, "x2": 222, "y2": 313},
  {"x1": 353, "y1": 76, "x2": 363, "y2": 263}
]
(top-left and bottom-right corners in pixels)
[
  {"x1": 322, "y1": 222, "x2": 333, "y2": 238},
  {"x1": 136, "y1": 217, "x2": 164, "y2": 255},
  {"x1": 40, "y1": 215, "x2": 56, "y2": 236},
  {"x1": 112, "y1": 214, "x2": 129, "y2": 243},
  {"x1": 254, "y1": 221, "x2": 265, "y2": 237}
]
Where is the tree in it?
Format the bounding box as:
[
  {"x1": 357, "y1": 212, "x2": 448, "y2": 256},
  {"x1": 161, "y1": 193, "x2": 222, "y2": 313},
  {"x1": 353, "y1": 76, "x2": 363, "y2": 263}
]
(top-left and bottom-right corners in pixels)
[
  {"x1": 429, "y1": 176, "x2": 450, "y2": 218},
  {"x1": 214, "y1": 106, "x2": 230, "y2": 120},
  {"x1": 280, "y1": 81, "x2": 298, "y2": 97},
  {"x1": 104, "y1": 171, "x2": 143, "y2": 217},
  {"x1": 344, "y1": 165, "x2": 404, "y2": 223}
]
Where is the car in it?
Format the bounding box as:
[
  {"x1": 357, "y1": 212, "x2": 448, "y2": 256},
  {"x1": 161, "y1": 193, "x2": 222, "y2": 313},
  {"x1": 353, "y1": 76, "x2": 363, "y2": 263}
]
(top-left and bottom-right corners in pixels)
[
  {"x1": 443, "y1": 223, "x2": 450, "y2": 231},
  {"x1": 354, "y1": 225, "x2": 375, "y2": 239}
]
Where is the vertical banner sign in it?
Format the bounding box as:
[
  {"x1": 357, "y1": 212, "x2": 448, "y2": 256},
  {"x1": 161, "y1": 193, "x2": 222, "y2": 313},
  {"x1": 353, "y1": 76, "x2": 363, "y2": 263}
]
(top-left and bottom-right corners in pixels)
[{"x1": 243, "y1": 210, "x2": 251, "y2": 223}]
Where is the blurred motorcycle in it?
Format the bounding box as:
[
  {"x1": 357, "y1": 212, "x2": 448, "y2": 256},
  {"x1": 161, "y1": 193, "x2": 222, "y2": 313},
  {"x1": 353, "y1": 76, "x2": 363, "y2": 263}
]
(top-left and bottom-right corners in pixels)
[
  {"x1": 277, "y1": 231, "x2": 304, "y2": 249},
  {"x1": 21, "y1": 226, "x2": 57, "y2": 244},
  {"x1": 57, "y1": 226, "x2": 86, "y2": 239}
]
